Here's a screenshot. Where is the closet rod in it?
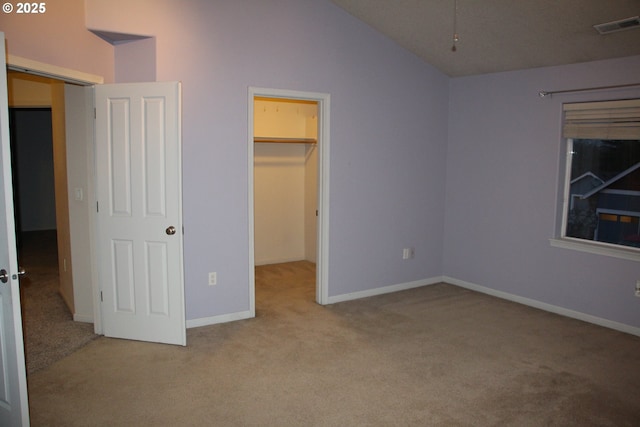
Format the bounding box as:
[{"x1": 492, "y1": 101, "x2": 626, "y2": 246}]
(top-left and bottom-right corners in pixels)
[
  {"x1": 538, "y1": 82, "x2": 640, "y2": 98},
  {"x1": 254, "y1": 137, "x2": 317, "y2": 144}
]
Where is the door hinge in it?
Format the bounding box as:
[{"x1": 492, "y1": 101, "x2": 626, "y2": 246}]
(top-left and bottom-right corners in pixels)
[
  {"x1": 94, "y1": 108, "x2": 96, "y2": 119},
  {"x1": 100, "y1": 291, "x2": 103, "y2": 302},
  {"x1": 96, "y1": 201, "x2": 99, "y2": 212}
]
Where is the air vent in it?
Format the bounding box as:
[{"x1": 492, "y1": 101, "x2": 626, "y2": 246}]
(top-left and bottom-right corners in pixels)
[{"x1": 594, "y1": 16, "x2": 640, "y2": 35}]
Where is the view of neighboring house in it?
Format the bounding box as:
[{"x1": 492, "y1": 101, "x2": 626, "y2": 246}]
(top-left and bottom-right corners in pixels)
[{"x1": 568, "y1": 161, "x2": 640, "y2": 247}]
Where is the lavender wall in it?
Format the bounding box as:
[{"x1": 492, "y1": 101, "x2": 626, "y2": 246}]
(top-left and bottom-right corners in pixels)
[
  {"x1": 445, "y1": 56, "x2": 640, "y2": 329},
  {"x1": 84, "y1": 0, "x2": 449, "y2": 320},
  {"x1": 10, "y1": 1, "x2": 635, "y2": 332},
  {"x1": 114, "y1": 38, "x2": 156, "y2": 83},
  {"x1": 0, "y1": 0, "x2": 114, "y2": 82}
]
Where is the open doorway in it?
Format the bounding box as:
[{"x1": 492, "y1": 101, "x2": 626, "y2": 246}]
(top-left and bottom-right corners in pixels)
[
  {"x1": 8, "y1": 107, "x2": 55, "y2": 244},
  {"x1": 248, "y1": 88, "x2": 331, "y2": 314},
  {"x1": 253, "y1": 97, "x2": 318, "y2": 266},
  {"x1": 253, "y1": 97, "x2": 318, "y2": 312},
  {"x1": 7, "y1": 71, "x2": 96, "y2": 373}
]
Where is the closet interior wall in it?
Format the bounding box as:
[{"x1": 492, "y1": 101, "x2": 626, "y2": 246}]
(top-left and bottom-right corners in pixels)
[{"x1": 253, "y1": 97, "x2": 318, "y2": 266}]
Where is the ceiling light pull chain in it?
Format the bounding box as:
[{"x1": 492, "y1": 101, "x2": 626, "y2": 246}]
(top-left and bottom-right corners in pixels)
[{"x1": 452, "y1": 0, "x2": 459, "y2": 52}]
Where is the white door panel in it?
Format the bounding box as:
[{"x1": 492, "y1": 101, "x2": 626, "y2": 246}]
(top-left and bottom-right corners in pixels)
[
  {"x1": 0, "y1": 32, "x2": 30, "y2": 426},
  {"x1": 95, "y1": 82, "x2": 185, "y2": 346}
]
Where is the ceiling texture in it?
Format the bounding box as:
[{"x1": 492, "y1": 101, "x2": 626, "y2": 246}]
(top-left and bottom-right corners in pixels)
[{"x1": 331, "y1": 0, "x2": 640, "y2": 77}]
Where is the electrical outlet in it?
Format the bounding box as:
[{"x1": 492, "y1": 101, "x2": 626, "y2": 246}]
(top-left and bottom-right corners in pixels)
[
  {"x1": 402, "y1": 248, "x2": 415, "y2": 260},
  {"x1": 208, "y1": 272, "x2": 217, "y2": 286}
]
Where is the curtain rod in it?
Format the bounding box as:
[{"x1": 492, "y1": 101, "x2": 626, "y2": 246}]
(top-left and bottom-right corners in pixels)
[{"x1": 538, "y1": 82, "x2": 640, "y2": 98}]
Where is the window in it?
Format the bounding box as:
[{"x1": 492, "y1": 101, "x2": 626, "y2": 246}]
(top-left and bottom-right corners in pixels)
[
  {"x1": 565, "y1": 138, "x2": 640, "y2": 247},
  {"x1": 559, "y1": 99, "x2": 640, "y2": 254}
]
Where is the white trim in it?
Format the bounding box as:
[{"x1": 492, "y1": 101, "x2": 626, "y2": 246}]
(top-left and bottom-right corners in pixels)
[
  {"x1": 550, "y1": 237, "x2": 640, "y2": 262},
  {"x1": 247, "y1": 91, "x2": 257, "y2": 318},
  {"x1": 73, "y1": 313, "x2": 94, "y2": 323},
  {"x1": 186, "y1": 310, "x2": 253, "y2": 329},
  {"x1": 325, "y1": 277, "x2": 443, "y2": 305},
  {"x1": 560, "y1": 139, "x2": 573, "y2": 238},
  {"x1": 317, "y1": 93, "x2": 331, "y2": 305},
  {"x1": 188, "y1": 275, "x2": 640, "y2": 337},
  {"x1": 248, "y1": 87, "x2": 331, "y2": 314},
  {"x1": 444, "y1": 276, "x2": 640, "y2": 337},
  {"x1": 254, "y1": 256, "x2": 307, "y2": 266},
  {"x1": 7, "y1": 54, "x2": 103, "y2": 85},
  {"x1": 87, "y1": 87, "x2": 102, "y2": 335}
]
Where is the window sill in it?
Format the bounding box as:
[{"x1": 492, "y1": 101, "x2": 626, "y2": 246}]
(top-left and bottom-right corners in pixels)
[{"x1": 549, "y1": 237, "x2": 640, "y2": 262}]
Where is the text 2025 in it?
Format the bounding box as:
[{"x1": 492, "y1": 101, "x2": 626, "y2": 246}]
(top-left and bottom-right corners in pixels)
[{"x1": 16, "y1": 2, "x2": 46, "y2": 13}]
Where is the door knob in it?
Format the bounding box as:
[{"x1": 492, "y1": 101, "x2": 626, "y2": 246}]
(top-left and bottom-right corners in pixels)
[
  {"x1": 166, "y1": 226, "x2": 176, "y2": 235},
  {"x1": 0, "y1": 267, "x2": 25, "y2": 283}
]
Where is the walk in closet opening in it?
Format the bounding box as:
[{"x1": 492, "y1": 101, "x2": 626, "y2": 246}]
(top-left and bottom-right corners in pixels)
[
  {"x1": 248, "y1": 87, "x2": 331, "y2": 312},
  {"x1": 252, "y1": 96, "x2": 319, "y2": 310},
  {"x1": 253, "y1": 97, "x2": 318, "y2": 268}
]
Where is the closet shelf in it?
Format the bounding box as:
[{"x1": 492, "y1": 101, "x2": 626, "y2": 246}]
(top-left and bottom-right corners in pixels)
[{"x1": 254, "y1": 137, "x2": 317, "y2": 144}]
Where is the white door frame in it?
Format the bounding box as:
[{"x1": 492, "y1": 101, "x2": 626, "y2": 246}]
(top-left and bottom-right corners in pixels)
[
  {"x1": 248, "y1": 87, "x2": 331, "y2": 311},
  {"x1": 7, "y1": 56, "x2": 104, "y2": 333},
  {"x1": 7, "y1": 54, "x2": 104, "y2": 85}
]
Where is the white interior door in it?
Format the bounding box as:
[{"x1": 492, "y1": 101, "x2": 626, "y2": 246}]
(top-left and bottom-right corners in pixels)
[
  {"x1": 95, "y1": 82, "x2": 185, "y2": 346},
  {"x1": 0, "y1": 32, "x2": 30, "y2": 426}
]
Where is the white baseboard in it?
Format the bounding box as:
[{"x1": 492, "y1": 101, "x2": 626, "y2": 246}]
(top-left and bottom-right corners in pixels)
[
  {"x1": 73, "y1": 313, "x2": 94, "y2": 323},
  {"x1": 326, "y1": 276, "x2": 443, "y2": 305},
  {"x1": 443, "y1": 276, "x2": 640, "y2": 337},
  {"x1": 254, "y1": 257, "x2": 306, "y2": 266},
  {"x1": 186, "y1": 309, "x2": 254, "y2": 329},
  {"x1": 185, "y1": 276, "x2": 639, "y2": 337},
  {"x1": 186, "y1": 278, "x2": 441, "y2": 328}
]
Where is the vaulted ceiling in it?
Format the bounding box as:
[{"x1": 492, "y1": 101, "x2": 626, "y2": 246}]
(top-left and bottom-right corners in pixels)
[{"x1": 331, "y1": 0, "x2": 640, "y2": 77}]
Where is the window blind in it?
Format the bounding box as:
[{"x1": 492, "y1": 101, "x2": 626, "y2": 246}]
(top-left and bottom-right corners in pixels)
[{"x1": 563, "y1": 98, "x2": 640, "y2": 140}]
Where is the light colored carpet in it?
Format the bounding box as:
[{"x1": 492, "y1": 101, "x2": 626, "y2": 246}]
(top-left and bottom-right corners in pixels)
[
  {"x1": 27, "y1": 261, "x2": 640, "y2": 426},
  {"x1": 19, "y1": 230, "x2": 98, "y2": 374}
]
